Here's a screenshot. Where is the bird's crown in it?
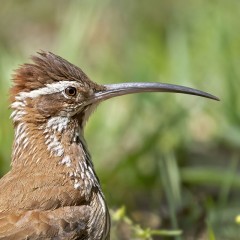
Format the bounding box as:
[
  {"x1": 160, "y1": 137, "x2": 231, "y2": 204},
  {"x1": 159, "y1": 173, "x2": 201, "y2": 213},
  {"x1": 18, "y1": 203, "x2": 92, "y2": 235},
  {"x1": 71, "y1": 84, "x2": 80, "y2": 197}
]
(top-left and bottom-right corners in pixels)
[
  {"x1": 10, "y1": 51, "x2": 105, "y2": 124},
  {"x1": 10, "y1": 51, "x2": 102, "y2": 102}
]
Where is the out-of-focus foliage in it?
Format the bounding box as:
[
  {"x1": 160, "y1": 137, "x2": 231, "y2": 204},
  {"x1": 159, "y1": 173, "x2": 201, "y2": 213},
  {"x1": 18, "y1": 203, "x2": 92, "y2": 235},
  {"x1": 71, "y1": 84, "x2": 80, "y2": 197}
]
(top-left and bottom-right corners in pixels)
[{"x1": 0, "y1": 1, "x2": 240, "y2": 239}]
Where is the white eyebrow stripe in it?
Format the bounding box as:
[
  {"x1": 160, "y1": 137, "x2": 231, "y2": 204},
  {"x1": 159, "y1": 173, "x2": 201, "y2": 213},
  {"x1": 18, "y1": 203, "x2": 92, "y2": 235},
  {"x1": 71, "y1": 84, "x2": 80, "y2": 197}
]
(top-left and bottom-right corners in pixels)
[{"x1": 17, "y1": 81, "x2": 79, "y2": 99}]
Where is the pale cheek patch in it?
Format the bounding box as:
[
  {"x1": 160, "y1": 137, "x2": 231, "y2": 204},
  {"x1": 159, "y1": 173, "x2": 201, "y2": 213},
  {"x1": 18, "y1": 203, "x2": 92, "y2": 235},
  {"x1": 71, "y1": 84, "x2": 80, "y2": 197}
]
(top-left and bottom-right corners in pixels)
[{"x1": 46, "y1": 116, "x2": 70, "y2": 132}]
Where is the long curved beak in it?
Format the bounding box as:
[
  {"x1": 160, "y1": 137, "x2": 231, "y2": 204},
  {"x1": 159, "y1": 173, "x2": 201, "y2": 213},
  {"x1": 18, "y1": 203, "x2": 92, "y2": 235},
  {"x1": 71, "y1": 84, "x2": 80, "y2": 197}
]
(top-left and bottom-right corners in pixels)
[{"x1": 86, "y1": 82, "x2": 219, "y2": 105}]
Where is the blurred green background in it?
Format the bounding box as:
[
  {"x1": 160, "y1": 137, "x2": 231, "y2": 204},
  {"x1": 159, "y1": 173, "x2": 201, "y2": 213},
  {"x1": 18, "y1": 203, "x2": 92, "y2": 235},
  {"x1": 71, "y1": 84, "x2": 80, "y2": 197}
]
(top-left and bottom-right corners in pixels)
[{"x1": 0, "y1": 1, "x2": 240, "y2": 239}]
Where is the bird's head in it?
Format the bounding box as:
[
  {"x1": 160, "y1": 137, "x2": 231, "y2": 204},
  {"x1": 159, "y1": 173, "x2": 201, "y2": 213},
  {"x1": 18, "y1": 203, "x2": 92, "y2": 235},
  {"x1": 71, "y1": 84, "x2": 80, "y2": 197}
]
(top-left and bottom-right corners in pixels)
[
  {"x1": 10, "y1": 51, "x2": 219, "y2": 129},
  {"x1": 10, "y1": 52, "x2": 105, "y2": 128}
]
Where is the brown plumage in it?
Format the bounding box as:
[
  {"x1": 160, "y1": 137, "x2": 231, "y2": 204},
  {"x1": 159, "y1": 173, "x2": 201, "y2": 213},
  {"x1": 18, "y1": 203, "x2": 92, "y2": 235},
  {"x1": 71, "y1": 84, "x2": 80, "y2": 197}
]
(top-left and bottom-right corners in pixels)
[
  {"x1": 0, "y1": 51, "x2": 218, "y2": 239},
  {"x1": 1, "y1": 52, "x2": 109, "y2": 240}
]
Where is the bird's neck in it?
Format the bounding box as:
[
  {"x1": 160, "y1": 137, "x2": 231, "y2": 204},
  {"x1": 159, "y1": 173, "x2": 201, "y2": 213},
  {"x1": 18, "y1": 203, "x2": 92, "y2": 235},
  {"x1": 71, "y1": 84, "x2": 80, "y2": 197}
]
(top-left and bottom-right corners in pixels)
[{"x1": 12, "y1": 115, "x2": 101, "y2": 200}]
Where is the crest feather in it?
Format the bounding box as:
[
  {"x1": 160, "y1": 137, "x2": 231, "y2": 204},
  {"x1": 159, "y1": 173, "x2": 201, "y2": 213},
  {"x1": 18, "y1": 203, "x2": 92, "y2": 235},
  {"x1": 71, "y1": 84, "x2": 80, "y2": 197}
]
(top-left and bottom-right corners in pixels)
[{"x1": 10, "y1": 51, "x2": 93, "y2": 102}]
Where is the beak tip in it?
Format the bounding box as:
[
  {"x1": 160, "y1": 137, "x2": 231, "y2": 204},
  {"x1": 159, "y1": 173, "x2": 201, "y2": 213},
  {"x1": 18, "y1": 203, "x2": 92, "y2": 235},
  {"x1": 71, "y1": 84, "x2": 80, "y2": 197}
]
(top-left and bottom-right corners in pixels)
[{"x1": 210, "y1": 95, "x2": 220, "y2": 101}]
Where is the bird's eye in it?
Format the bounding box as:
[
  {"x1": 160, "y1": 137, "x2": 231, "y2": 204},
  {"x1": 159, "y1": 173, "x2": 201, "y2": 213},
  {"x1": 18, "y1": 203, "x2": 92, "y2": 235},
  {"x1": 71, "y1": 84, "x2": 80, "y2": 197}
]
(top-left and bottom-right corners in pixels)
[{"x1": 65, "y1": 86, "x2": 77, "y2": 97}]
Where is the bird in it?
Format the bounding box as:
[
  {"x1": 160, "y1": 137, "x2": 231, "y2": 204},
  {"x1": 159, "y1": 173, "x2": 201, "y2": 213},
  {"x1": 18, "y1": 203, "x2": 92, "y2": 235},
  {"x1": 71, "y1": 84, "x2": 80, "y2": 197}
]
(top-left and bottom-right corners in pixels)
[{"x1": 0, "y1": 51, "x2": 219, "y2": 239}]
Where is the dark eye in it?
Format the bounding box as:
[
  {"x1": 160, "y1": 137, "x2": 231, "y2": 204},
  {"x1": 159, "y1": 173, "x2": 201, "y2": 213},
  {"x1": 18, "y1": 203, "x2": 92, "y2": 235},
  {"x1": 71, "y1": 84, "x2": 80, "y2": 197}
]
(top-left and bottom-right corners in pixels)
[{"x1": 65, "y1": 86, "x2": 77, "y2": 97}]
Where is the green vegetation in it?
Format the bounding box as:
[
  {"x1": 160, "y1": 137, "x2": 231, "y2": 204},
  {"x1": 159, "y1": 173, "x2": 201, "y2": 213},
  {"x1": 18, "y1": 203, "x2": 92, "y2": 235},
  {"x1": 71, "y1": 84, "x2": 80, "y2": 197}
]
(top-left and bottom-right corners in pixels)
[{"x1": 0, "y1": 1, "x2": 240, "y2": 239}]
